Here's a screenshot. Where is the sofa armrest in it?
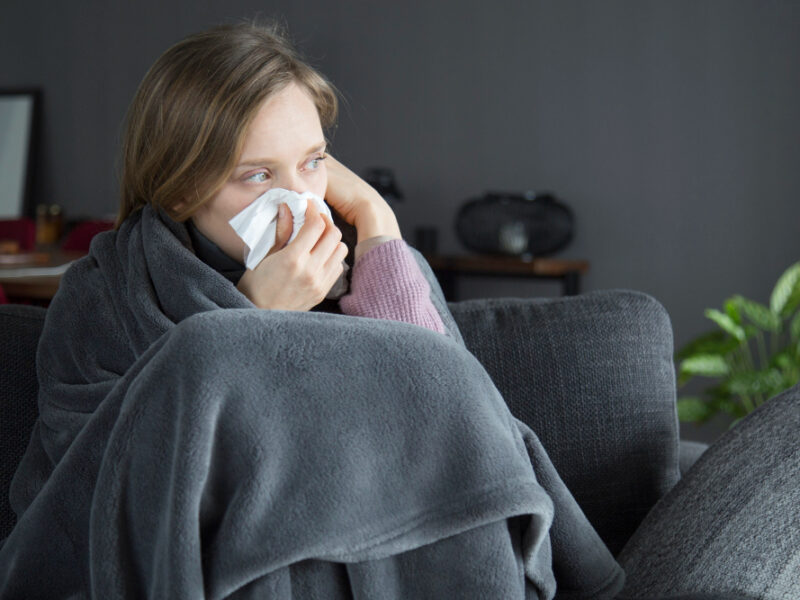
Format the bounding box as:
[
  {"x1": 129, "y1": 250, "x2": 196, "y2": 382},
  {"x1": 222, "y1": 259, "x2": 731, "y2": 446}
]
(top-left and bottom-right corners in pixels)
[
  {"x1": 679, "y1": 439, "x2": 709, "y2": 477},
  {"x1": 449, "y1": 290, "x2": 680, "y2": 555}
]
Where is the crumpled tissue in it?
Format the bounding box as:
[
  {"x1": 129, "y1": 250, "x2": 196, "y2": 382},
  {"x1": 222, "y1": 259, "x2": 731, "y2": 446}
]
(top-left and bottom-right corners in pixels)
[{"x1": 228, "y1": 188, "x2": 349, "y2": 299}]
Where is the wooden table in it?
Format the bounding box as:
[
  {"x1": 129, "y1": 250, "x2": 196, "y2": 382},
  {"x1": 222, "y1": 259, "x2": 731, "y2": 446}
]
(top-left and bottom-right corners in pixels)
[
  {"x1": 0, "y1": 251, "x2": 85, "y2": 304},
  {"x1": 424, "y1": 254, "x2": 589, "y2": 301},
  {"x1": 1, "y1": 250, "x2": 589, "y2": 304}
]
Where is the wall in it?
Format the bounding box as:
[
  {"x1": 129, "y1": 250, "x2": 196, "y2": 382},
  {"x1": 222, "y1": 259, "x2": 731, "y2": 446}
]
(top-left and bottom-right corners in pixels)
[{"x1": 3, "y1": 0, "x2": 799, "y2": 441}]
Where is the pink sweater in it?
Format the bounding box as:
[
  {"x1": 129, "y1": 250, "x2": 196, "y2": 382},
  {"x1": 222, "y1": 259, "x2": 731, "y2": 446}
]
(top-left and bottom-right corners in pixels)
[{"x1": 339, "y1": 239, "x2": 446, "y2": 335}]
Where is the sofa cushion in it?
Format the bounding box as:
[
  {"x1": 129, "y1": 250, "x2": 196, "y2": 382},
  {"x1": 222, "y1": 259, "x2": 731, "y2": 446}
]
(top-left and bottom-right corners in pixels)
[
  {"x1": 618, "y1": 384, "x2": 800, "y2": 599},
  {"x1": 450, "y1": 290, "x2": 680, "y2": 555}
]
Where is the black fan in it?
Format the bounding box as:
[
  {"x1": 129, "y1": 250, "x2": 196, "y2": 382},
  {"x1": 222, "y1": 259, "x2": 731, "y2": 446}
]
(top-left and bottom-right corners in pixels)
[{"x1": 455, "y1": 191, "x2": 574, "y2": 256}]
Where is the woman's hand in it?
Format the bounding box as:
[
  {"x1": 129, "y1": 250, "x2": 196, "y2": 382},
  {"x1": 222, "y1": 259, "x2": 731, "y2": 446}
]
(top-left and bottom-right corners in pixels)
[
  {"x1": 324, "y1": 155, "x2": 402, "y2": 243},
  {"x1": 236, "y1": 202, "x2": 348, "y2": 311}
]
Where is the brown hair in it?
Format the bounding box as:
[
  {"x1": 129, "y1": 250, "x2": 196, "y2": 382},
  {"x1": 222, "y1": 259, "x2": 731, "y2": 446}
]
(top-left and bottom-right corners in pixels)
[{"x1": 117, "y1": 21, "x2": 338, "y2": 226}]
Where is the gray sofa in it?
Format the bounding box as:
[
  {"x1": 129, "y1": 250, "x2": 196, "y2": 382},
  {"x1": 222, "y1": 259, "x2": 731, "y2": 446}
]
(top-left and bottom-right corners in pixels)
[{"x1": 1, "y1": 292, "x2": 714, "y2": 595}]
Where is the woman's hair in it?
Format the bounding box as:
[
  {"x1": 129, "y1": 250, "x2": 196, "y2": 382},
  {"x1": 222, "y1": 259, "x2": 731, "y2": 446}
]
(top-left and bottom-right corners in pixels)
[{"x1": 117, "y1": 21, "x2": 338, "y2": 226}]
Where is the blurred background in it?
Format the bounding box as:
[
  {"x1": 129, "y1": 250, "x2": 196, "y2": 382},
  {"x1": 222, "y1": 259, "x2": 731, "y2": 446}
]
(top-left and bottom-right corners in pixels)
[{"x1": 2, "y1": 0, "x2": 799, "y2": 441}]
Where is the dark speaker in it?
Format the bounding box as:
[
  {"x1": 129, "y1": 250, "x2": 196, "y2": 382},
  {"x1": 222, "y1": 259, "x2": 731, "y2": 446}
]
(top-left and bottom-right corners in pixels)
[{"x1": 455, "y1": 191, "x2": 574, "y2": 256}]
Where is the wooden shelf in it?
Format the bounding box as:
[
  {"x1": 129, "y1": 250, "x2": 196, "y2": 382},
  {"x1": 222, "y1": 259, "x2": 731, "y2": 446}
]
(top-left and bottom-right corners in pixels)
[
  {"x1": 423, "y1": 254, "x2": 589, "y2": 300},
  {"x1": 0, "y1": 250, "x2": 85, "y2": 303}
]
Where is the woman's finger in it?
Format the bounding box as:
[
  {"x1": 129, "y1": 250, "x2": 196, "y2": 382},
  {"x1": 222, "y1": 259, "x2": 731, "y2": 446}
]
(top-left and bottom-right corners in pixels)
[
  {"x1": 287, "y1": 202, "x2": 326, "y2": 254},
  {"x1": 308, "y1": 213, "x2": 343, "y2": 267},
  {"x1": 322, "y1": 241, "x2": 349, "y2": 273},
  {"x1": 319, "y1": 241, "x2": 349, "y2": 295},
  {"x1": 267, "y1": 203, "x2": 294, "y2": 257}
]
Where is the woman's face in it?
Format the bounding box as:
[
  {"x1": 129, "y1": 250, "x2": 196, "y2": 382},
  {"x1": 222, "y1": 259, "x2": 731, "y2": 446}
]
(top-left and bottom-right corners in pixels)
[{"x1": 191, "y1": 81, "x2": 328, "y2": 262}]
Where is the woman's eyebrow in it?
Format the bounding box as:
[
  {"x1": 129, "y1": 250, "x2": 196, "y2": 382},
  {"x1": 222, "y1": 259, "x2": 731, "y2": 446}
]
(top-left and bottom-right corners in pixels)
[{"x1": 237, "y1": 142, "x2": 327, "y2": 168}]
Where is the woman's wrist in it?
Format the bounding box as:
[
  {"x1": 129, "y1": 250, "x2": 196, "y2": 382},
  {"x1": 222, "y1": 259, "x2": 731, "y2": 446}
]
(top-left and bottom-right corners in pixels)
[
  {"x1": 236, "y1": 271, "x2": 269, "y2": 308},
  {"x1": 354, "y1": 235, "x2": 399, "y2": 262},
  {"x1": 353, "y1": 200, "x2": 401, "y2": 243}
]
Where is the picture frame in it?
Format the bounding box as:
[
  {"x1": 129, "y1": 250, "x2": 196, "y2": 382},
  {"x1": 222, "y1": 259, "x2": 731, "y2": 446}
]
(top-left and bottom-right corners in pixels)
[{"x1": 0, "y1": 89, "x2": 40, "y2": 218}]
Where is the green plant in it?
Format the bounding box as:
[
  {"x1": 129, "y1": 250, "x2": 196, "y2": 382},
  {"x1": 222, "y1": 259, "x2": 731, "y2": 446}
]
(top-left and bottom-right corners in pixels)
[{"x1": 676, "y1": 262, "x2": 800, "y2": 424}]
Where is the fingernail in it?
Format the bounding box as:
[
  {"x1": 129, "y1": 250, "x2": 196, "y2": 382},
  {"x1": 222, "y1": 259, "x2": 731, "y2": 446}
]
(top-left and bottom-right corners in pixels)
[{"x1": 278, "y1": 203, "x2": 287, "y2": 219}]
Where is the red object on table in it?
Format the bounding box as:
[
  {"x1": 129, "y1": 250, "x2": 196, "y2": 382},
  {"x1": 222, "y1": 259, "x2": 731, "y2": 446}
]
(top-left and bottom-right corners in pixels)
[
  {"x1": 62, "y1": 220, "x2": 115, "y2": 251},
  {"x1": 0, "y1": 218, "x2": 36, "y2": 251}
]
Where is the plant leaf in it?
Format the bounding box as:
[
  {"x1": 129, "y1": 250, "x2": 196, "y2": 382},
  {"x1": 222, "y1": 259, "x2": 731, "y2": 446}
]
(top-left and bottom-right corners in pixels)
[
  {"x1": 726, "y1": 369, "x2": 784, "y2": 398},
  {"x1": 679, "y1": 354, "x2": 730, "y2": 378},
  {"x1": 705, "y1": 308, "x2": 746, "y2": 340},
  {"x1": 728, "y1": 417, "x2": 743, "y2": 430},
  {"x1": 731, "y1": 295, "x2": 781, "y2": 332},
  {"x1": 724, "y1": 297, "x2": 742, "y2": 324},
  {"x1": 791, "y1": 311, "x2": 800, "y2": 343},
  {"x1": 783, "y1": 289, "x2": 800, "y2": 318},
  {"x1": 782, "y1": 368, "x2": 800, "y2": 390},
  {"x1": 718, "y1": 400, "x2": 748, "y2": 418},
  {"x1": 702, "y1": 386, "x2": 749, "y2": 418},
  {"x1": 770, "y1": 262, "x2": 800, "y2": 316},
  {"x1": 676, "y1": 396, "x2": 714, "y2": 423},
  {"x1": 770, "y1": 349, "x2": 793, "y2": 370},
  {"x1": 675, "y1": 330, "x2": 740, "y2": 361}
]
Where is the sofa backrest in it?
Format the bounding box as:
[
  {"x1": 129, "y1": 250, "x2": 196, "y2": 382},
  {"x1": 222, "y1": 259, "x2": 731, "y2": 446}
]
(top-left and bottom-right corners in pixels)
[
  {"x1": 1, "y1": 291, "x2": 681, "y2": 556},
  {"x1": 449, "y1": 290, "x2": 680, "y2": 556},
  {"x1": 0, "y1": 305, "x2": 46, "y2": 540}
]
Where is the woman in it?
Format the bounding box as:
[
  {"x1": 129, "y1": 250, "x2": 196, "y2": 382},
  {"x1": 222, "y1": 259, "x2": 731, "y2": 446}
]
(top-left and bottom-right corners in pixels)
[
  {"x1": 1, "y1": 21, "x2": 625, "y2": 600},
  {"x1": 116, "y1": 21, "x2": 445, "y2": 327}
]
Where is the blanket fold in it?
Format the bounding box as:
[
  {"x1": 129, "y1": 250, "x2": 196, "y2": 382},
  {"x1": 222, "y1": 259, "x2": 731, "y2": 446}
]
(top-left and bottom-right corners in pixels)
[{"x1": 1, "y1": 205, "x2": 622, "y2": 599}]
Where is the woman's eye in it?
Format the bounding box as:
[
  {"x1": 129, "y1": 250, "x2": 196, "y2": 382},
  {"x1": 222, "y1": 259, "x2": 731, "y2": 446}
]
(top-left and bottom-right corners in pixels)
[
  {"x1": 305, "y1": 155, "x2": 327, "y2": 171},
  {"x1": 245, "y1": 171, "x2": 269, "y2": 183}
]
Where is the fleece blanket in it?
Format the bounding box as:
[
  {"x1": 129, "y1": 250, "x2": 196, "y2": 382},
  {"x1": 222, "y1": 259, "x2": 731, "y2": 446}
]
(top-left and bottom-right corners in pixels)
[{"x1": 0, "y1": 205, "x2": 623, "y2": 599}]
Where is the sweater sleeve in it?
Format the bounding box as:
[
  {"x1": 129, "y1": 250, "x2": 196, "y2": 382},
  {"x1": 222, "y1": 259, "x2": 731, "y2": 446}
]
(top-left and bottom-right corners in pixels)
[{"x1": 339, "y1": 239, "x2": 446, "y2": 334}]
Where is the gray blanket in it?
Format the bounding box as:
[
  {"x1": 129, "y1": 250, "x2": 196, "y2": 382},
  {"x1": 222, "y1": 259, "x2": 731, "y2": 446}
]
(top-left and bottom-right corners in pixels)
[{"x1": 0, "y1": 206, "x2": 623, "y2": 599}]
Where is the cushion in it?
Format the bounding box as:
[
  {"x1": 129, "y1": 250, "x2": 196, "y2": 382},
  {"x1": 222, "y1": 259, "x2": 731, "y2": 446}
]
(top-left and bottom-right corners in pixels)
[{"x1": 450, "y1": 290, "x2": 680, "y2": 555}]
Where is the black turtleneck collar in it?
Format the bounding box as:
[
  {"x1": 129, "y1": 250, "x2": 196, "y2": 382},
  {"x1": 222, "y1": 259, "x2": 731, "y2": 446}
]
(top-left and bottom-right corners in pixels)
[{"x1": 186, "y1": 219, "x2": 246, "y2": 286}]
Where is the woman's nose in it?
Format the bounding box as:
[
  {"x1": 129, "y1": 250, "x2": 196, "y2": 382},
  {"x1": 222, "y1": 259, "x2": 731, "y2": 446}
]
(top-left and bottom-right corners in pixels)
[{"x1": 276, "y1": 172, "x2": 306, "y2": 194}]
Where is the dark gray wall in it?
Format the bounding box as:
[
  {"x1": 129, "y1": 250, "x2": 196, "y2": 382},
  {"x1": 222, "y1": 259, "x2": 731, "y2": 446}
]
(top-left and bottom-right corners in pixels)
[{"x1": 3, "y1": 1, "x2": 799, "y2": 440}]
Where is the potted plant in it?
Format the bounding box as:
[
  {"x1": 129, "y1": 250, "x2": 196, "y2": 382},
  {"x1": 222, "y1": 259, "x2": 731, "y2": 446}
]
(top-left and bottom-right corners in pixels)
[{"x1": 676, "y1": 262, "x2": 800, "y2": 424}]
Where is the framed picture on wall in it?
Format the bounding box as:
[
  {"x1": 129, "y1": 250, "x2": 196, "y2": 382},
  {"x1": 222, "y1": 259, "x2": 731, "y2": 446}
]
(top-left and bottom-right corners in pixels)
[{"x1": 0, "y1": 89, "x2": 40, "y2": 218}]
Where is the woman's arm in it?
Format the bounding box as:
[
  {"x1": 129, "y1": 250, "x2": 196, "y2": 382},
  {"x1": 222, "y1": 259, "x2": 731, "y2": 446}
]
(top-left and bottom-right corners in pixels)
[
  {"x1": 323, "y1": 155, "x2": 402, "y2": 244},
  {"x1": 339, "y1": 238, "x2": 446, "y2": 334},
  {"x1": 323, "y1": 157, "x2": 444, "y2": 333}
]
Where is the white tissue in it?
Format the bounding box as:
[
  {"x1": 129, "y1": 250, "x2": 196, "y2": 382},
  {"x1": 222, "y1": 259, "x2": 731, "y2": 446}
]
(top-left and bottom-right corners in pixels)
[
  {"x1": 229, "y1": 188, "x2": 332, "y2": 270},
  {"x1": 228, "y1": 188, "x2": 349, "y2": 299}
]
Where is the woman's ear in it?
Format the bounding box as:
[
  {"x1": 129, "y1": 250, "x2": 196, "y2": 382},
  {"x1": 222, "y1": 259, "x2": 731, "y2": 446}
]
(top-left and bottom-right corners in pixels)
[{"x1": 170, "y1": 199, "x2": 195, "y2": 222}]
